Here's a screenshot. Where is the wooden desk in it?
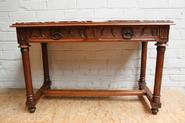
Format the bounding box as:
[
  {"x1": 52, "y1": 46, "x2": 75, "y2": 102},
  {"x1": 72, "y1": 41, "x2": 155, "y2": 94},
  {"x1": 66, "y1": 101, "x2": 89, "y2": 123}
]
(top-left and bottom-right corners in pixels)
[{"x1": 11, "y1": 20, "x2": 174, "y2": 114}]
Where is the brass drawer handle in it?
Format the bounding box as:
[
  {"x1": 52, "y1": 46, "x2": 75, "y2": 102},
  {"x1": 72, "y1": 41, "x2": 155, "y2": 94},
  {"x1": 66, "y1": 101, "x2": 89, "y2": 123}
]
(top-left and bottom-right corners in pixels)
[{"x1": 122, "y1": 28, "x2": 134, "y2": 39}]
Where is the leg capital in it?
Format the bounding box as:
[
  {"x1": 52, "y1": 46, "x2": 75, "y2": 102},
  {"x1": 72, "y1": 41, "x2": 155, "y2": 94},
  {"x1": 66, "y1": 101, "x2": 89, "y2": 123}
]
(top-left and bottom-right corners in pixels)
[
  {"x1": 19, "y1": 44, "x2": 31, "y2": 52},
  {"x1": 155, "y1": 42, "x2": 167, "y2": 47},
  {"x1": 19, "y1": 44, "x2": 31, "y2": 48}
]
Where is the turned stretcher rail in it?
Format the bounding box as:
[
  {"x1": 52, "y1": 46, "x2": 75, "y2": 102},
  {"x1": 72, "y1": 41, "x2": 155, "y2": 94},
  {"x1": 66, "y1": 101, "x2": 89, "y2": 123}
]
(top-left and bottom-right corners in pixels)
[{"x1": 43, "y1": 89, "x2": 146, "y2": 97}]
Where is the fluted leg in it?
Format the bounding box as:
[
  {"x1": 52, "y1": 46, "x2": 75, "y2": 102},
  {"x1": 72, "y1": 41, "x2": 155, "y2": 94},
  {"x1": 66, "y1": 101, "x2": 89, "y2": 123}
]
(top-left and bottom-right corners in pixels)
[
  {"x1": 20, "y1": 44, "x2": 36, "y2": 113},
  {"x1": 151, "y1": 42, "x2": 166, "y2": 114}
]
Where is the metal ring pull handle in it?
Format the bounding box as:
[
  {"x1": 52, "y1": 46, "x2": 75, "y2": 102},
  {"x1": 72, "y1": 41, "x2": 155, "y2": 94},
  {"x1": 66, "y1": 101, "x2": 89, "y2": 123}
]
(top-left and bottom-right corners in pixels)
[
  {"x1": 122, "y1": 28, "x2": 134, "y2": 39},
  {"x1": 50, "y1": 30, "x2": 63, "y2": 40}
]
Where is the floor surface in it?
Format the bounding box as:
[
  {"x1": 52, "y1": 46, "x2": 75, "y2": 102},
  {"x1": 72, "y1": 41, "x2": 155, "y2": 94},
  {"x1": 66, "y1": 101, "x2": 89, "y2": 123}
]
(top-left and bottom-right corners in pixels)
[{"x1": 0, "y1": 88, "x2": 184, "y2": 123}]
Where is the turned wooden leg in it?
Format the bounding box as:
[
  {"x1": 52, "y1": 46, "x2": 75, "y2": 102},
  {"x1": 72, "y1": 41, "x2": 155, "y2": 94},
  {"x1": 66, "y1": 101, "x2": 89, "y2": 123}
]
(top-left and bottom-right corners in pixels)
[
  {"x1": 20, "y1": 44, "x2": 36, "y2": 113},
  {"x1": 151, "y1": 42, "x2": 166, "y2": 115},
  {"x1": 138, "y1": 42, "x2": 148, "y2": 89},
  {"x1": 41, "y1": 43, "x2": 51, "y2": 89}
]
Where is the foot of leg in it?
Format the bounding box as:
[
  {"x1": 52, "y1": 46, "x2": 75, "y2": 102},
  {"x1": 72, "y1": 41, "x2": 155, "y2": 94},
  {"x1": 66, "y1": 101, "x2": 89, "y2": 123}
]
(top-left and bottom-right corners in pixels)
[
  {"x1": 26, "y1": 95, "x2": 36, "y2": 113},
  {"x1": 151, "y1": 108, "x2": 159, "y2": 115},
  {"x1": 28, "y1": 106, "x2": 36, "y2": 113}
]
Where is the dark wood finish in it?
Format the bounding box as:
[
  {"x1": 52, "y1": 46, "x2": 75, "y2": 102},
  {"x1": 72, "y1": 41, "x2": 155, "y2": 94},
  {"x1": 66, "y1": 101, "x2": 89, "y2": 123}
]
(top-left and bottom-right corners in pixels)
[
  {"x1": 34, "y1": 83, "x2": 49, "y2": 104},
  {"x1": 138, "y1": 42, "x2": 148, "y2": 89},
  {"x1": 43, "y1": 89, "x2": 145, "y2": 97},
  {"x1": 140, "y1": 82, "x2": 153, "y2": 102},
  {"x1": 41, "y1": 43, "x2": 51, "y2": 89},
  {"x1": 19, "y1": 44, "x2": 36, "y2": 113},
  {"x1": 11, "y1": 20, "x2": 173, "y2": 114},
  {"x1": 18, "y1": 26, "x2": 161, "y2": 43},
  {"x1": 151, "y1": 42, "x2": 167, "y2": 114}
]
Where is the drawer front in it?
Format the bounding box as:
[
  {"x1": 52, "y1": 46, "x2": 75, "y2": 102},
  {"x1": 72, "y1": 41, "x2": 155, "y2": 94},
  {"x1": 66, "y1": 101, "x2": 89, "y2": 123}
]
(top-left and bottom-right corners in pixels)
[{"x1": 27, "y1": 26, "x2": 161, "y2": 43}]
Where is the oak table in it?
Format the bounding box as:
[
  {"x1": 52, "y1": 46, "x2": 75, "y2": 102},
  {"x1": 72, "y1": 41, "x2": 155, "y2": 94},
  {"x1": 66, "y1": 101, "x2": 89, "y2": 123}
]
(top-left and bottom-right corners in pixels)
[{"x1": 11, "y1": 20, "x2": 174, "y2": 114}]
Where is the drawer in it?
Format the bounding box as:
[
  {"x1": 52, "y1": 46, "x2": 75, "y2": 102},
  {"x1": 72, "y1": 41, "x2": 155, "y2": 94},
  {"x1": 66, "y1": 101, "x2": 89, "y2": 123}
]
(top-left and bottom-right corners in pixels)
[{"x1": 27, "y1": 26, "x2": 160, "y2": 43}]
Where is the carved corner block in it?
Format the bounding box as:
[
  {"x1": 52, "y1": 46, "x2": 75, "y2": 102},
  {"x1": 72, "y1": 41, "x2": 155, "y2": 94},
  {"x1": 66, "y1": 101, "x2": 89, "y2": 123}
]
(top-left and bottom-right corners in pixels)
[
  {"x1": 16, "y1": 28, "x2": 29, "y2": 44},
  {"x1": 159, "y1": 26, "x2": 170, "y2": 42}
]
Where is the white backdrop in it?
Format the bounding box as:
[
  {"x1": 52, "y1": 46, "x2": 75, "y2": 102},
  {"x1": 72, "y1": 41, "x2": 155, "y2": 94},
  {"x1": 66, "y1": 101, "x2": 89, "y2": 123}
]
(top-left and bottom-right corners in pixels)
[{"x1": 0, "y1": 0, "x2": 185, "y2": 89}]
